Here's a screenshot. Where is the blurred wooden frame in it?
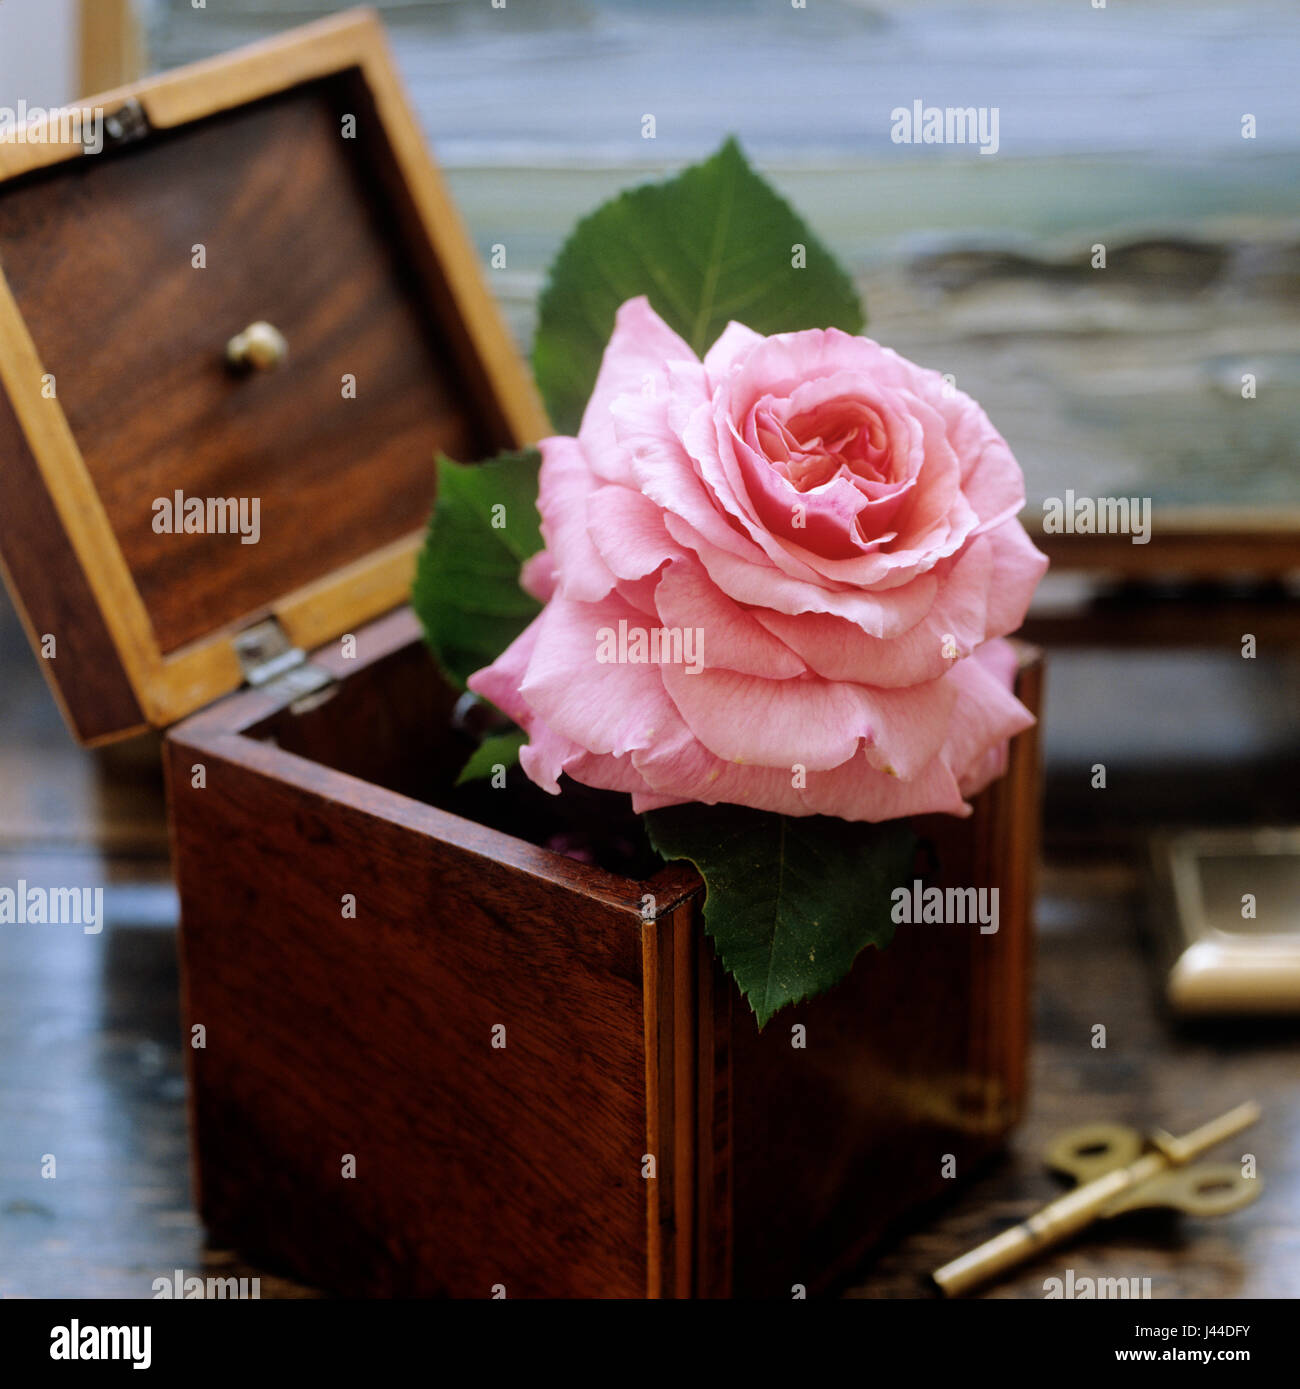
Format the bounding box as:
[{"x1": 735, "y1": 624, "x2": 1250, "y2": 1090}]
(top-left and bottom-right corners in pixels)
[
  {"x1": 1022, "y1": 505, "x2": 1300, "y2": 649},
  {"x1": 79, "y1": 0, "x2": 144, "y2": 99},
  {"x1": 1028, "y1": 508, "x2": 1300, "y2": 578},
  {"x1": 0, "y1": 9, "x2": 549, "y2": 743}
]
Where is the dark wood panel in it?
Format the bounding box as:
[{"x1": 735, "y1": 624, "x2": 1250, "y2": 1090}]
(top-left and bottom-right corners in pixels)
[
  {"x1": 0, "y1": 73, "x2": 496, "y2": 656},
  {"x1": 1024, "y1": 583, "x2": 1300, "y2": 649},
  {"x1": 0, "y1": 379, "x2": 144, "y2": 743},
  {"x1": 167, "y1": 673, "x2": 657, "y2": 1298},
  {"x1": 165, "y1": 627, "x2": 1047, "y2": 1298},
  {"x1": 722, "y1": 657, "x2": 1041, "y2": 1298},
  {"x1": 2, "y1": 588, "x2": 1297, "y2": 1297},
  {"x1": 1031, "y1": 528, "x2": 1300, "y2": 580}
]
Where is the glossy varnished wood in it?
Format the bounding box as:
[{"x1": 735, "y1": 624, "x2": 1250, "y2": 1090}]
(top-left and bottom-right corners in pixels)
[
  {"x1": 0, "y1": 77, "x2": 491, "y2": 656},
  {"x1": 168, "y1": 611, "x2": 703, "y2": 1298},
  {"x1": 713, "y1": 654, "x2": 1042, "y2": 1298},
  {"x1": 78, "y1": 0, "x2": 142, "y2": 98},
  {"x1": 0, "y1": 11, "x2": 549, "y2": 741},
  {"x1": 853, "y1": 863, "x2": 1300, "y2": 1301},
  {"x1": 4, "y1": 588, "x2": 1297, "y2": 1298},
  {"x1": 0, "y1": 384, "x2": 145, "y2": 744},
  {"x1": 166, "y1": 611, "x2": 1039, "y2": 1298}
]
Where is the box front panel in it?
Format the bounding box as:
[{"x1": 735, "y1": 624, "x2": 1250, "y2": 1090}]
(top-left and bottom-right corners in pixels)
[
  {"x1": 167, "y1": 735, "x2": 651, "y2": 1298},
  {"x1": 719, "y1": 658, "x2": 1042, "y2": 1297}
]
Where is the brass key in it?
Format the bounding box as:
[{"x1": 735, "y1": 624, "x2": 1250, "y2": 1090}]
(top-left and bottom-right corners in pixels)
[{"x1": 932, "y1": 1101, "x2": 1262, "y2": 1297}]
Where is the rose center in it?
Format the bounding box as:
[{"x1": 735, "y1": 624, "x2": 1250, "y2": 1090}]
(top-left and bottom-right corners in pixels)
[{"x1": 758, "y1": 399, "x2": 892, "y2": 492}]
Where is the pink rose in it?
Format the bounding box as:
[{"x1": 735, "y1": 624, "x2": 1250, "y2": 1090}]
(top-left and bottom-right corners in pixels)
[{"x1": 470, "y1": 297, "x2": 1047, "y2": 821}]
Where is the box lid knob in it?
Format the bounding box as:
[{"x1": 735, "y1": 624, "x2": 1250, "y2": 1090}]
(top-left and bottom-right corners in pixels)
[{"x1": 226, "y1": 321, "x2": 288, "y2": 373}]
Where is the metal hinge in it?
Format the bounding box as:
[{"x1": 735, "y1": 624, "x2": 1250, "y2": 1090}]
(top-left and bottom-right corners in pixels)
[
  {"x1": 234, "y1": 617, "x2": 336, "y2": 710},
  {"x1": 99, "y1": 98, "x2": 151, "y2": 151}
]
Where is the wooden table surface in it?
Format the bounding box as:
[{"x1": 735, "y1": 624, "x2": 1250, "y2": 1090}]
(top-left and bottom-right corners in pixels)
[{"x1": 1, "y1": 590, "x2": 1297, "y2": 1299}]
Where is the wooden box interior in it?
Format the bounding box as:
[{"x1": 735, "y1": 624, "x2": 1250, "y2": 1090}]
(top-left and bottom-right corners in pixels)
[
  {"x1": 0, "y1": 11, "x2": 547, "y2": 742},
  {"x1": 0, "y1": 72, "x2": 503, "y2": 658}
]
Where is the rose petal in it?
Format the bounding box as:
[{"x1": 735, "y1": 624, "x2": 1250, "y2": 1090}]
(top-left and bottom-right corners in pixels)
[
  {"x1": 703, "y1": 319, "x2": 764, "y2": 381},
  {"x1": 982, "y1": 520, "x2": 1049, "y2": 637},
  {"x1": 519, "y1": 593, "x2": 683, "y2": 758},
  {"x1": 659, "y1": 661, "x2": 956, "y2": 778},
  {"x1": 652, "y1": 559, "x2": 806, "y2": 679},
  {"x1": 586, "y1": 484, "x2": 687, "y2": 582},
  {"x1": 754, "y1": 534, "x2": 994, "y2": 687},
  {"x1": 536, "y1": 436, "x2": 616, "y2": 603},
  {"x1": 942, "y1": 639, "x2": 1036, "y2": 796},
  {"x1": 577, "y1": 296, "x2": 698, "y2": 486}
]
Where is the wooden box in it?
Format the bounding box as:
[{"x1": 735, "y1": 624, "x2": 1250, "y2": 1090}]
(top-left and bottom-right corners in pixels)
[{"x1": 0, "y1": 11, "x2": 1043, "y2": 1298}]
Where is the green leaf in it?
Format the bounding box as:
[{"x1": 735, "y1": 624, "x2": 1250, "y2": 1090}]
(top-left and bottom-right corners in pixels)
[
  {"x1": 413, "y1": 448, "x2": 544, "y2": 689},
  {"x1": 455, "y1": 728, "x2": 527, "y2": 787},
  {"x1": 533, "y1": 136, "x2": 865, "y2": 434},
  {"x1": 645, "y1": 803, "x2": 915, "y2": 1028}
]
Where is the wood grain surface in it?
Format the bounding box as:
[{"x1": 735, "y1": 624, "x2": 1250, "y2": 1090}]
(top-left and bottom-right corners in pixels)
[
  {"x1": 160, "y1": 616, "x2": 1040, "y2": 1298},
  {"x1": 0, "y1": 12, "x2": 550, "y2": 742},
  {"x1": 0, "y1": 77, "x2": 487, "y2": 657},
  {"x1": 720, "y1": 655, "x2": 1041, "y2": 1298},
  {"x1": 0, "y1": 382, "x2": 146, "y2": 745},
  {"x1": 168, "y1": 670, "x2": 664, "y2": 1298},
  {"x1": 0, "y1": 589, "x2": 1297, "y2": 1297}
]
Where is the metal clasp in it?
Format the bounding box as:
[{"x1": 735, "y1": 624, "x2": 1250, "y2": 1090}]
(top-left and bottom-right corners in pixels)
[{"x1": 234, "y1": 617, "x2": 335, "y2": 711}]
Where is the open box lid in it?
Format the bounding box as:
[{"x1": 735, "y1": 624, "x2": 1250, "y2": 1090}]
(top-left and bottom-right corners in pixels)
[{"x1": 0, "y1": 9, "x2": 547, "y2": 745}]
